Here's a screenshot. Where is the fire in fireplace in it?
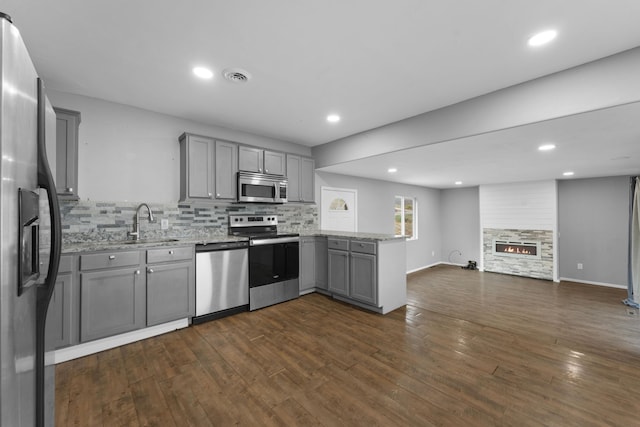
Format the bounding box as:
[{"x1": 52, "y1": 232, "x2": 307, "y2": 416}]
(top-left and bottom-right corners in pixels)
[{"x1": 493, "y1": 239, "x2": 541, "y2": 259}]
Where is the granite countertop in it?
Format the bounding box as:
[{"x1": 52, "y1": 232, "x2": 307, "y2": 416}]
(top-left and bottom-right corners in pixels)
[
  {"x1": 300, "y1": 230, "x2": 405, "y2": 241},
  {"x1": 62, "y1": 230, "x2": 404, "y2": 253},
  {"x1": 62, "y1": 235, "x2": 248, "y2": 254}
]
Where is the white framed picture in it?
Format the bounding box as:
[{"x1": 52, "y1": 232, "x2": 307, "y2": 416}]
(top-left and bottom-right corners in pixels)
[{"x1": 320, "y1": 186, "x2": 357, "y2": 232}]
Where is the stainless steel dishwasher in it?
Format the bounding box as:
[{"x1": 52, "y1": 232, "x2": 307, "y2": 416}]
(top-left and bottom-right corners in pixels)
[{"x1": 193, "y1": 241, "x2": 249, "y2": 324}]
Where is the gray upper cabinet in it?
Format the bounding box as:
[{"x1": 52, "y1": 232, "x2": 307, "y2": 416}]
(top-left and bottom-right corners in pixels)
[
  {"x1": 53, "y1": 107, "x2": 80, "y2": 200},
  {"x1": 180, "y1": 133, "x2": 214, "y2": 201},
  {"x1": 239, "y1": 146, "x2": 285, "y2": 175},
  {"x1": 286, "y1": 154, "x2": 315, "y2": 203},
  {"x1": 238, "y1": 146, "x2": 263, "y2": 173},
  {"x1": 300, "y1": 157, "x2": 315, "y2": 202},
  {"x1": 180, "y1": 133, "x2": 238, "y2": 202},
  {"x1": 264, "y1": 150, "x2": 286, "y2": 175},
  {"x1": 215, "y1": 140, "x2": 238, "y2": 200}
]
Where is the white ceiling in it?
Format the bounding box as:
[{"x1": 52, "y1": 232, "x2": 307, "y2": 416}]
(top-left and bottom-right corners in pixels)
[{"x1": 4, "y1": 1, "x2": 640, "y2": 187}]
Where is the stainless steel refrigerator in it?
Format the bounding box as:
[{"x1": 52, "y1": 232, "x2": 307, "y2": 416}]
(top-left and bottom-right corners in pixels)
[{"x1": 0, "y1": 12, "x2": 62, "y2": 427}]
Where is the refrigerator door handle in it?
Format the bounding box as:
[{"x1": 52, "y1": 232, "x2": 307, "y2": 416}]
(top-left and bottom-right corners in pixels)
[{"x1": 35, "y1": 77, "x2": 61, "y2": 427}]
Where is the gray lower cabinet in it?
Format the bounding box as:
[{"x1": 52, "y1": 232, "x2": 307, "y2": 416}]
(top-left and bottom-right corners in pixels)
[
  {"x1": 299, "y1": 236, "x2": 328, "y2": 294},
  {"x1": 79, "y1": 250, "x2": 145, "y2": 342},
  {"x1": 350, "y1": 252, "x2": 377, "y2": 305},
  {"x1": 45, "y1": 255, "x2": 77, "y2": 349},
  {"x1": 328, "y1": 248, "x2": 350, "y2": 296},
  {"x1": 299, "y1": 237, "x2": 316, "y2": 294},
  {"x1": 328, "y1": 238, "x2": 379, "y2": 306},
  {"x1": 146, "y1": 246, "x2": 195, "y2": 326},
  {"x1": 80, "y1": 267, "x2": 145, "y2": 342},
  {"x1": 315, "y1": 237, "x2": 328, "y2": 290}
]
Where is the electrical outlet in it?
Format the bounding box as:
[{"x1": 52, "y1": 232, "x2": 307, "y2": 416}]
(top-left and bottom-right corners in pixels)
[
  {"x1": 161, "y1": 219, "x2": 169, "y2": 230},
  {"x1": 577, "y1": 263, "x2": 583, "y2": 270}
]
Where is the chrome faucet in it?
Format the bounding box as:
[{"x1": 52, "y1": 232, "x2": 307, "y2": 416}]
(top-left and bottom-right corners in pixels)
[{"x1": 129, "y1": 203, "x2": 155, "y2": 241}]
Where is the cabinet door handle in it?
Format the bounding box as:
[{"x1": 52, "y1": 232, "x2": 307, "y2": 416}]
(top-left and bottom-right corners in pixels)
[
  {"x1": 169, "y1": 250, "x2": 174, "y2": 255},
  {"x1": 208, "y1": 192, "x2": 212, "y2": 197},
  {"x1": 148, "y1": 268, "x2": 154, "y2": 274},
  {"x1": 66, "y1": 187, "x2": 73, "y2": 192},
  {"x1": 216, "y1": 193, "x2": 220, "y2": 197},
  {"x1": 108, "y1": 255, "x2": 116, "y2": 260},
  {"x1": 359, "y1": 243, "x2": 364, "y2": 247},
  {"x1": 135, "y1": 270, "x2": 140, "y2": 275}
]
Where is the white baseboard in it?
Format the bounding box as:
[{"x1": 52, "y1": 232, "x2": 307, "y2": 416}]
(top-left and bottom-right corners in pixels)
[
  {"x1": 53, "y1": 318, "x2": 189, "y2": 364},
  {"x1": 559, "y1": 277, "x2": 627, "y2": 289}
]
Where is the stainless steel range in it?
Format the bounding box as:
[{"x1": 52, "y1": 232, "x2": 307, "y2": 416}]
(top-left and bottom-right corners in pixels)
[{"x1": 229, "y1": 215, "x2": 299, "y2": 310}]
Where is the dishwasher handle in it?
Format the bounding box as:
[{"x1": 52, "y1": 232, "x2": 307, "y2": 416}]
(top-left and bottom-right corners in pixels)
[{"x1": 196, "y1": 241, "x2": 249, "y2": 252}]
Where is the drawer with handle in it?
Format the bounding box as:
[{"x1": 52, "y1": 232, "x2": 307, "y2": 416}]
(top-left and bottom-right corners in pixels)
[
  {"x1": 350, "y1": 240, "x2": 376, "y2": 255},
  {"x1": 80, "y1": 251, "x2": 141, "y2": 271},
  {"x1": 327, "y1": 238, "x2": 349, "y2": 251},
  {"x1": 147, "y1": 246, "x2": 193, "y2": 264}
]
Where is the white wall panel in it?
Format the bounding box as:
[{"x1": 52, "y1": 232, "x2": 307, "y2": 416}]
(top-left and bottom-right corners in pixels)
[{"x1": 479, "y1": 180, "x2": 557, "y2": 230}]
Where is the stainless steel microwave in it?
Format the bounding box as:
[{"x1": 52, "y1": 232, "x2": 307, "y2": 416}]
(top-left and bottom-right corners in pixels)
[{"x1": 237, "y1": 171, "x2": 288, "y2": 203}]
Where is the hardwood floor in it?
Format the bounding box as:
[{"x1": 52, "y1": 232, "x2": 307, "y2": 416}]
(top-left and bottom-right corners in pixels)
[{"x1": 55, "y1": 265, "x2": 640, "y2": 426}]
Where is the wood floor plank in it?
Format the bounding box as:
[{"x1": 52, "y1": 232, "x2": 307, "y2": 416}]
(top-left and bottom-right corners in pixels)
[
  {"x1": 56, "y1": 265, "x2": 640, "y2": 426},
  {"x1": 101, "y1": 392, "x2": 139, "y2": 427},
  {"x1": 129, "y1": 377, "x2": 177, "y2": 427}
]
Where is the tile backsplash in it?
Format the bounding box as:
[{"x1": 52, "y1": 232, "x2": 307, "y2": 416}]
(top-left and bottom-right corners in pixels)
[{"x1": 59, "y1": 199, "x2": 318, "y2": 244}]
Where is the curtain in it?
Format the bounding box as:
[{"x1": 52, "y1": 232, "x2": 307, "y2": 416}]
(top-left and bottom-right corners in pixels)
[{"x1": 624, "y1": 176, "x2": 640, "y2": 308}]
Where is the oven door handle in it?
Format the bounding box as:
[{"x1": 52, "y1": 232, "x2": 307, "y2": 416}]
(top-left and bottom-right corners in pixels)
[{"x1": 251, "y1": 237, "x2": 299, "y2": 246}]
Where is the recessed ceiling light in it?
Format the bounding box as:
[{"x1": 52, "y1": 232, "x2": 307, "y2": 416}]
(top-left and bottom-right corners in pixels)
[
  {"x1": 563, "y1": 171, "x2": 574, "y2": 176},
  {"x1": 327, "y1": 114, "x2": 341, "y2": 123},
  {"x1": 538, "y1": 143, "x2": 556, "y2": 151},
  {"x1": 528, "y1": 29, "x2": 557, "y2": 47},
  {"x1": 388, "y1": 168, "x2": 397, "y2": 173},
  {"x1": 455, "y1": 181, "x2": 463, "y2": 185},
  {"x1": 193, "y1": 66, "x2": 213, "y2": 79}
]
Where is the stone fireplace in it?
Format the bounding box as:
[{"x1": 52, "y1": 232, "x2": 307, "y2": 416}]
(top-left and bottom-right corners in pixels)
[
  {"x1": 483, "y1": 228, "x2": 553, "y2": 280},
  {"x1": 493, "y1": 239, "x2": 541, "y2": 259}
]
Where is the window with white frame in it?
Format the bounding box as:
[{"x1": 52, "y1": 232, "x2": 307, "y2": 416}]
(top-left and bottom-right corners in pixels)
[{"x1": 394, "y1": 196, "x2": 417, "y2": 240}]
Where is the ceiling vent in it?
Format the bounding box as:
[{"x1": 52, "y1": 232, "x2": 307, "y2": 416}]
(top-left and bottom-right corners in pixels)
[{"x1": 223, "y1": 68, "x2": 251, "y2": 83}]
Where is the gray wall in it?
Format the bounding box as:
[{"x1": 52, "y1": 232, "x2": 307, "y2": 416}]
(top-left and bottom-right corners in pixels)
[
  {"x1": 558, "y1": 176, "x2": 629, "y2": 286},
  {"x1": 440, "y1": 187, "x2": 480, "y2": 266},
  {"x1": 316, "y1": 171, "x2": 441, "y2": 272},
  {"x1": 48, "y1": 90, "x2": 311, "y2": 203}
]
